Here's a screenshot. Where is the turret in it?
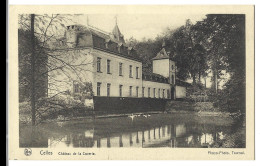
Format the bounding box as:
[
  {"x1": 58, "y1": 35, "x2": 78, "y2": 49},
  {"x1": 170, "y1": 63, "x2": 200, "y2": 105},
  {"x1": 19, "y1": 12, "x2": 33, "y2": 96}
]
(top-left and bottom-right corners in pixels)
[
  {"x1": 152, "y1": 40, "x2": 176, "y2": 85},
  {"x1": 111, "y1": 16, "x2": 125, "y2": 44}
]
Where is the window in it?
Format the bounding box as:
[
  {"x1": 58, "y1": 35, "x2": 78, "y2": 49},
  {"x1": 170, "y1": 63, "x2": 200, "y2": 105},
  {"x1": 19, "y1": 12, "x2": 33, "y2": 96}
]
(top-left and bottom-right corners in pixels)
[
  {"x1": 118, "y1": 45, "x2": 121, "y2": 53},
  {"x1": 167, "y1": 89, "x2": 170, "y2": 99},
  {"x1": 119, "y1": 63, "x2": 123, "y2": 76},
  {"x1": 97, "y1": 57, "x2": 101, "y2": 72},
  {"x1": 107, "y1": 83, "x2": 111, "y2": 97},
  {"x1": 142, "y1": 87, "x2": 145, "y2": 97},
  {"x1": 136, "y1": 87, "x2": 139, "y2": 97},
  {"x1": 158, "y1": 89, "x2": 160, "y2": 98},
  {"x1": 97, "y1": 82, "x2": 101, "y2": 96},
  {"x1": 129, "y1": 86, "x2": 132, "y2": 97},
  {"x1": 172, "y1": 74, "x2": 174, "y2": 84},
  {"x1": 172, "y1": 65, "x2": 174, "y2": 70},
  {"x1": 153, "y1": 88, "x2": 156, "y2": 98},
  {"x1": 163, "y1": 89, "x2": 165, "y2": 98},
  {"x1": 107, "y1": 60, "x2": 111, "y2": 74},
  {"x1": 119, "y1": 85, "x2": 123, "y2": 97},
  {"x1": 136, "y1": 67, "x2": 139, "y2": 79},
  {"x1": 148, "y1": 87, "x2": 150, "y2": 98},
  {"x1": 73, "y1": 82, "x2": 80, "y2": 93},
  {"x1": 129, "y1": 65, "x2": 133, "y2": 78}
]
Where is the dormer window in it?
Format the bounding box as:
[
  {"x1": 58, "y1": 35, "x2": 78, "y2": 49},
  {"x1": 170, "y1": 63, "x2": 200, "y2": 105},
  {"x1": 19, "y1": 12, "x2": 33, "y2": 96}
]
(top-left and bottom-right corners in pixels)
[
  {"x1": 118, "y1": 43, "x2": 123, "y2": 53},
  {"x1": 105, "y1": 39, "x2": 111, "y2": 49},
  {"x1": 128, "y1": 47, "x2": 133, "y2": 55}
]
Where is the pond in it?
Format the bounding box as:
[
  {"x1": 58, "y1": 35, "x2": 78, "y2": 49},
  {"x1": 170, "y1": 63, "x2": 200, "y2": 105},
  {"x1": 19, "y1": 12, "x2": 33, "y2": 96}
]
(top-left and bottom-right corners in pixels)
[{"x1": 19, "y1": 112, "x2": 245, "y2": 148}]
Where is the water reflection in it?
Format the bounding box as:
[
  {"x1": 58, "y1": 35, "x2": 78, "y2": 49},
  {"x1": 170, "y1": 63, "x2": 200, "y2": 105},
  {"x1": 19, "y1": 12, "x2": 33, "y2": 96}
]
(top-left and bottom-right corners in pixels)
[
  {"x1": 20, "y1": 114, "x2": 236, "y2": 148},
  {"x1": 44, "y1": 124, "x2": 226, "y2": 148}
]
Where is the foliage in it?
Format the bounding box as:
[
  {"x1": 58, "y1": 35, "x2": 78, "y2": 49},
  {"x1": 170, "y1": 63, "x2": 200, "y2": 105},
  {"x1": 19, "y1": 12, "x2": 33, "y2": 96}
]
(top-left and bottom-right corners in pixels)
[
  {"x1": 18, "y1": 29, "x2": 48, "y2": 102},
  {"x1": 126, "y1": 36, "x2": 163, "y2": 73},
  {"x1": 172, "y1": 21, "x2": 208, "y2": 83},
  {"x1": 19, "y1": 95, "x2": 88, "y2": 124},
  {"x1": 72, "y1": 82, "x2": 94, "y2": 101},
  {"x1": 127, "y1": 20, "x2": 209, "y2": 84},
  {"x1": 19, "y1": 14, "x2": 94, "y2": 125},
  {"x1": 129, "y1": 15, "x2": 245, "y2": 115},
  {"x1": 199, "y1": 15, "x2": 245, "y2": 113}
]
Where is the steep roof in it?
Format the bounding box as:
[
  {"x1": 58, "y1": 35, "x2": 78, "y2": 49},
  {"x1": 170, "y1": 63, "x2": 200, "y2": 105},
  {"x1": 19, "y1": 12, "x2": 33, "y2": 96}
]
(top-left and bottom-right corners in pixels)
[
  {"x1": 65, "y1": 24, "x2": 125, "y2": 45},
  {"x1": 152, "y1": 48, "x2": 171, "y2": 60},
  {"x1": 111, "y1": 24, "x2": 125, "y2": 44},
  {"x1": 152, "y1": 40, "x2": 174, "y2": 60},
  {"x1": 63, "y1": 24, "x2": 141, "y2": 62}
]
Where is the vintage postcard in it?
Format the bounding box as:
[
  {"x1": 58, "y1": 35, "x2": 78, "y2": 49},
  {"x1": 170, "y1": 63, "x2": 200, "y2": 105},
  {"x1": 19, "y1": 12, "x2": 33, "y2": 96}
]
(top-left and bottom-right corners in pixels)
[{"x1": 8, "y1": 5, "x2": 254, "y2": 160}]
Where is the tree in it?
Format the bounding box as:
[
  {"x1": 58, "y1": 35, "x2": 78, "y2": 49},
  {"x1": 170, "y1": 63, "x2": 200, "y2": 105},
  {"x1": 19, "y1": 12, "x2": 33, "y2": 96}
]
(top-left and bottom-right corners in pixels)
[
  {"x1": 19, "y1": 14, "x2": 93, "y2": 125},
  {"x1": 126, "y1": 20, "x2": 208, "y2": 85},
  {"x1": 198, "y1": 14, "x2": 245, "y2": 113},
  {"x1": 126, "y1": 36, "x2": 163, "y2": 73},
  {"x1": 171, "y1": 20, "x2": 208, "y2": 84}
]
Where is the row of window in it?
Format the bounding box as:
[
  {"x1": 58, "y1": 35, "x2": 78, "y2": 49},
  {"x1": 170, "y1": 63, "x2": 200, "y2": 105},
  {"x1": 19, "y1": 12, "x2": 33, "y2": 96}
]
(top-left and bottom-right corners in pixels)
[
  {"x1": 97, "y1": 82, "x2": 170, "y2": 99},
  {"x1": 97, "y1": 57, "x2": 140, "y2": 78}
]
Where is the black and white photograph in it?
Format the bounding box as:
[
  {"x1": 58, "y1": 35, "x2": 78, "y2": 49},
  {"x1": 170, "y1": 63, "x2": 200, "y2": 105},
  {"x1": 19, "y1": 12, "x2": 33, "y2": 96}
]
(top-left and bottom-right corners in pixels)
[{"x1": 8, "y1": 5, "x2": 255, "y2": 160}]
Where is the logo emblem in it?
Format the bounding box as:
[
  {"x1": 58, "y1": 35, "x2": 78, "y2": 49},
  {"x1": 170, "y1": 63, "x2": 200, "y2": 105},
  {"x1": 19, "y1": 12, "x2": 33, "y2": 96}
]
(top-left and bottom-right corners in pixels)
[{"x1": 24, "y1": 148, "x2": 32, "y2": 156}]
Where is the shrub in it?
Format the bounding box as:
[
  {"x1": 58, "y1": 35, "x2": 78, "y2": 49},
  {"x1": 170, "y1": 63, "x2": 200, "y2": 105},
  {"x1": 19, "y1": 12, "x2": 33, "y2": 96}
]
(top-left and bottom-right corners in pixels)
[{"x1": 19, "y1": 94, "x2": 91, "y2": 124}]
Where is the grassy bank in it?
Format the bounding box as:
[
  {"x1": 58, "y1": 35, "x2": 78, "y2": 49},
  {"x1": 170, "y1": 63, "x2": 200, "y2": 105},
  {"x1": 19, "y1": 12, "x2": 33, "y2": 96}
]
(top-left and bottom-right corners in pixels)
[
  {"x1": 19, "y1": 101, "x2": 94, "y2": 125},
  {"x1": 166, "y1": 101, "x2": 219, "y2": 112}
]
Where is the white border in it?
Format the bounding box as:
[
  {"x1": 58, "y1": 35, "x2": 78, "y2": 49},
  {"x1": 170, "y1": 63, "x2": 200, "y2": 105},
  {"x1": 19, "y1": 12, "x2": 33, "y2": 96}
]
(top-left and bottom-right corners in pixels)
[
  {"x1": 8, "y1": 0, "x2": 259, "y2": 166},
  {"x1": 7, "y1": 0, "x2": 258, "y2": 5}
]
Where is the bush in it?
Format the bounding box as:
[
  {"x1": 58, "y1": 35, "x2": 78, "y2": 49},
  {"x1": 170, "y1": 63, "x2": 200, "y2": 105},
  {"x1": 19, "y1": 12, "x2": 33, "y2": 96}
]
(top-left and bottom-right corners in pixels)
[
  {"x1": 210, "y1": 73, "x2": 245, "y2": 114},
  {"x1": 19, "y1": 101, "x2": 31, "y2": 114},
  {"x1": 19, "y1": 94, "x2": 92, "y2": 124},
  {"x1": 186, "y1": 84, "x2": 210, "y2": 102},
  {"x1": 194, "y1": 102, "x2": 218, "y2": 112}
]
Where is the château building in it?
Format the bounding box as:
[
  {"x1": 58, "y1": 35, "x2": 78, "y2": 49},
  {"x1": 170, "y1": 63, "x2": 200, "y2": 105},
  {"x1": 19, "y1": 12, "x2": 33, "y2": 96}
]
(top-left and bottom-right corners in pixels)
[{"x1": 48, "y1": 20, "x2": 189, "y2": 112}]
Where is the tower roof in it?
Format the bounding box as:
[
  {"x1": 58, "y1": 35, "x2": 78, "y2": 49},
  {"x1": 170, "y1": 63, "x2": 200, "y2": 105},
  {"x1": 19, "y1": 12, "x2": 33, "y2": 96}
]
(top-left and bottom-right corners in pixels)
[
  {"x1": 152, "y1": 40, "x2": 175, "y2": 60},
  {"x1": 152, "y1": 48, "x2": 170, "y2": 60},
  {"x1": 112, "y1": 24, "x2": 125, "y2": 44}
]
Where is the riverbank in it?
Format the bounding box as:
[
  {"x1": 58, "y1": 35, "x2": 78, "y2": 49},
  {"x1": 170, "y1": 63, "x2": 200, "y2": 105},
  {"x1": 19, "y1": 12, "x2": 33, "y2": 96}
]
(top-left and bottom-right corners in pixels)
[
  {"x1": 166, "y1": 101, "x2": 219, "y2": 112},
  {"x1": 19, "y1": 100, "x2": 229, "y2": 124},
  {"x1": 20, "y1": 109, "x2": 232, "y2": 126}
]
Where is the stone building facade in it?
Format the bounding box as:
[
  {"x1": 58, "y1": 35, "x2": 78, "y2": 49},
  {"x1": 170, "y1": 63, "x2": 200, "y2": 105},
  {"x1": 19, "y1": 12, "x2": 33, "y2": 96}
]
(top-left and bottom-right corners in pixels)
[{"x1": 48, "y1": 21, "x2": 189, "y2": 111}]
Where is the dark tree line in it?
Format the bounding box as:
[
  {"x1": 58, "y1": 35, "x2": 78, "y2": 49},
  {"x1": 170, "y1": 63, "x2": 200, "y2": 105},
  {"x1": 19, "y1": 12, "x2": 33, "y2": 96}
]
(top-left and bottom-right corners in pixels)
[
  {"x1": 128, "y1": 14, "x2": 245, "y2": 114},
  {"x1": 201, "y1": 15, "x2": 245, "y2": 113}
]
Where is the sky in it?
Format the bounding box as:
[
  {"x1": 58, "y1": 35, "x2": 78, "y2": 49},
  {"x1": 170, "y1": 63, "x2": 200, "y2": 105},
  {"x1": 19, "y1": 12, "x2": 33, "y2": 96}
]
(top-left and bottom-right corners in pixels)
[{"x1": 75, "y1": 14, "x2": 207, "y2": 41}]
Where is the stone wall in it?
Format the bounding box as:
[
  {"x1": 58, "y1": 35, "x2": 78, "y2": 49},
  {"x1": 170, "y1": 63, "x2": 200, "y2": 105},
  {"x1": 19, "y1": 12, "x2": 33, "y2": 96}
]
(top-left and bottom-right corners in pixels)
[{"x1": 93, "y1": 96, "x2": 169, "y2": 113}]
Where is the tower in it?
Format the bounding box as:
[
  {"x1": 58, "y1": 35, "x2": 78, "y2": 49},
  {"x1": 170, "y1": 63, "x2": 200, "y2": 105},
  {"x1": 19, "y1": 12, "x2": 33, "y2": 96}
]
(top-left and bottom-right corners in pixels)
[
  {"x1": 152, "y1": 40, "x2": 176, "y2": 99},
  {"x1": 111, "y1": 16, "x2": 125, "y2": 44}
]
